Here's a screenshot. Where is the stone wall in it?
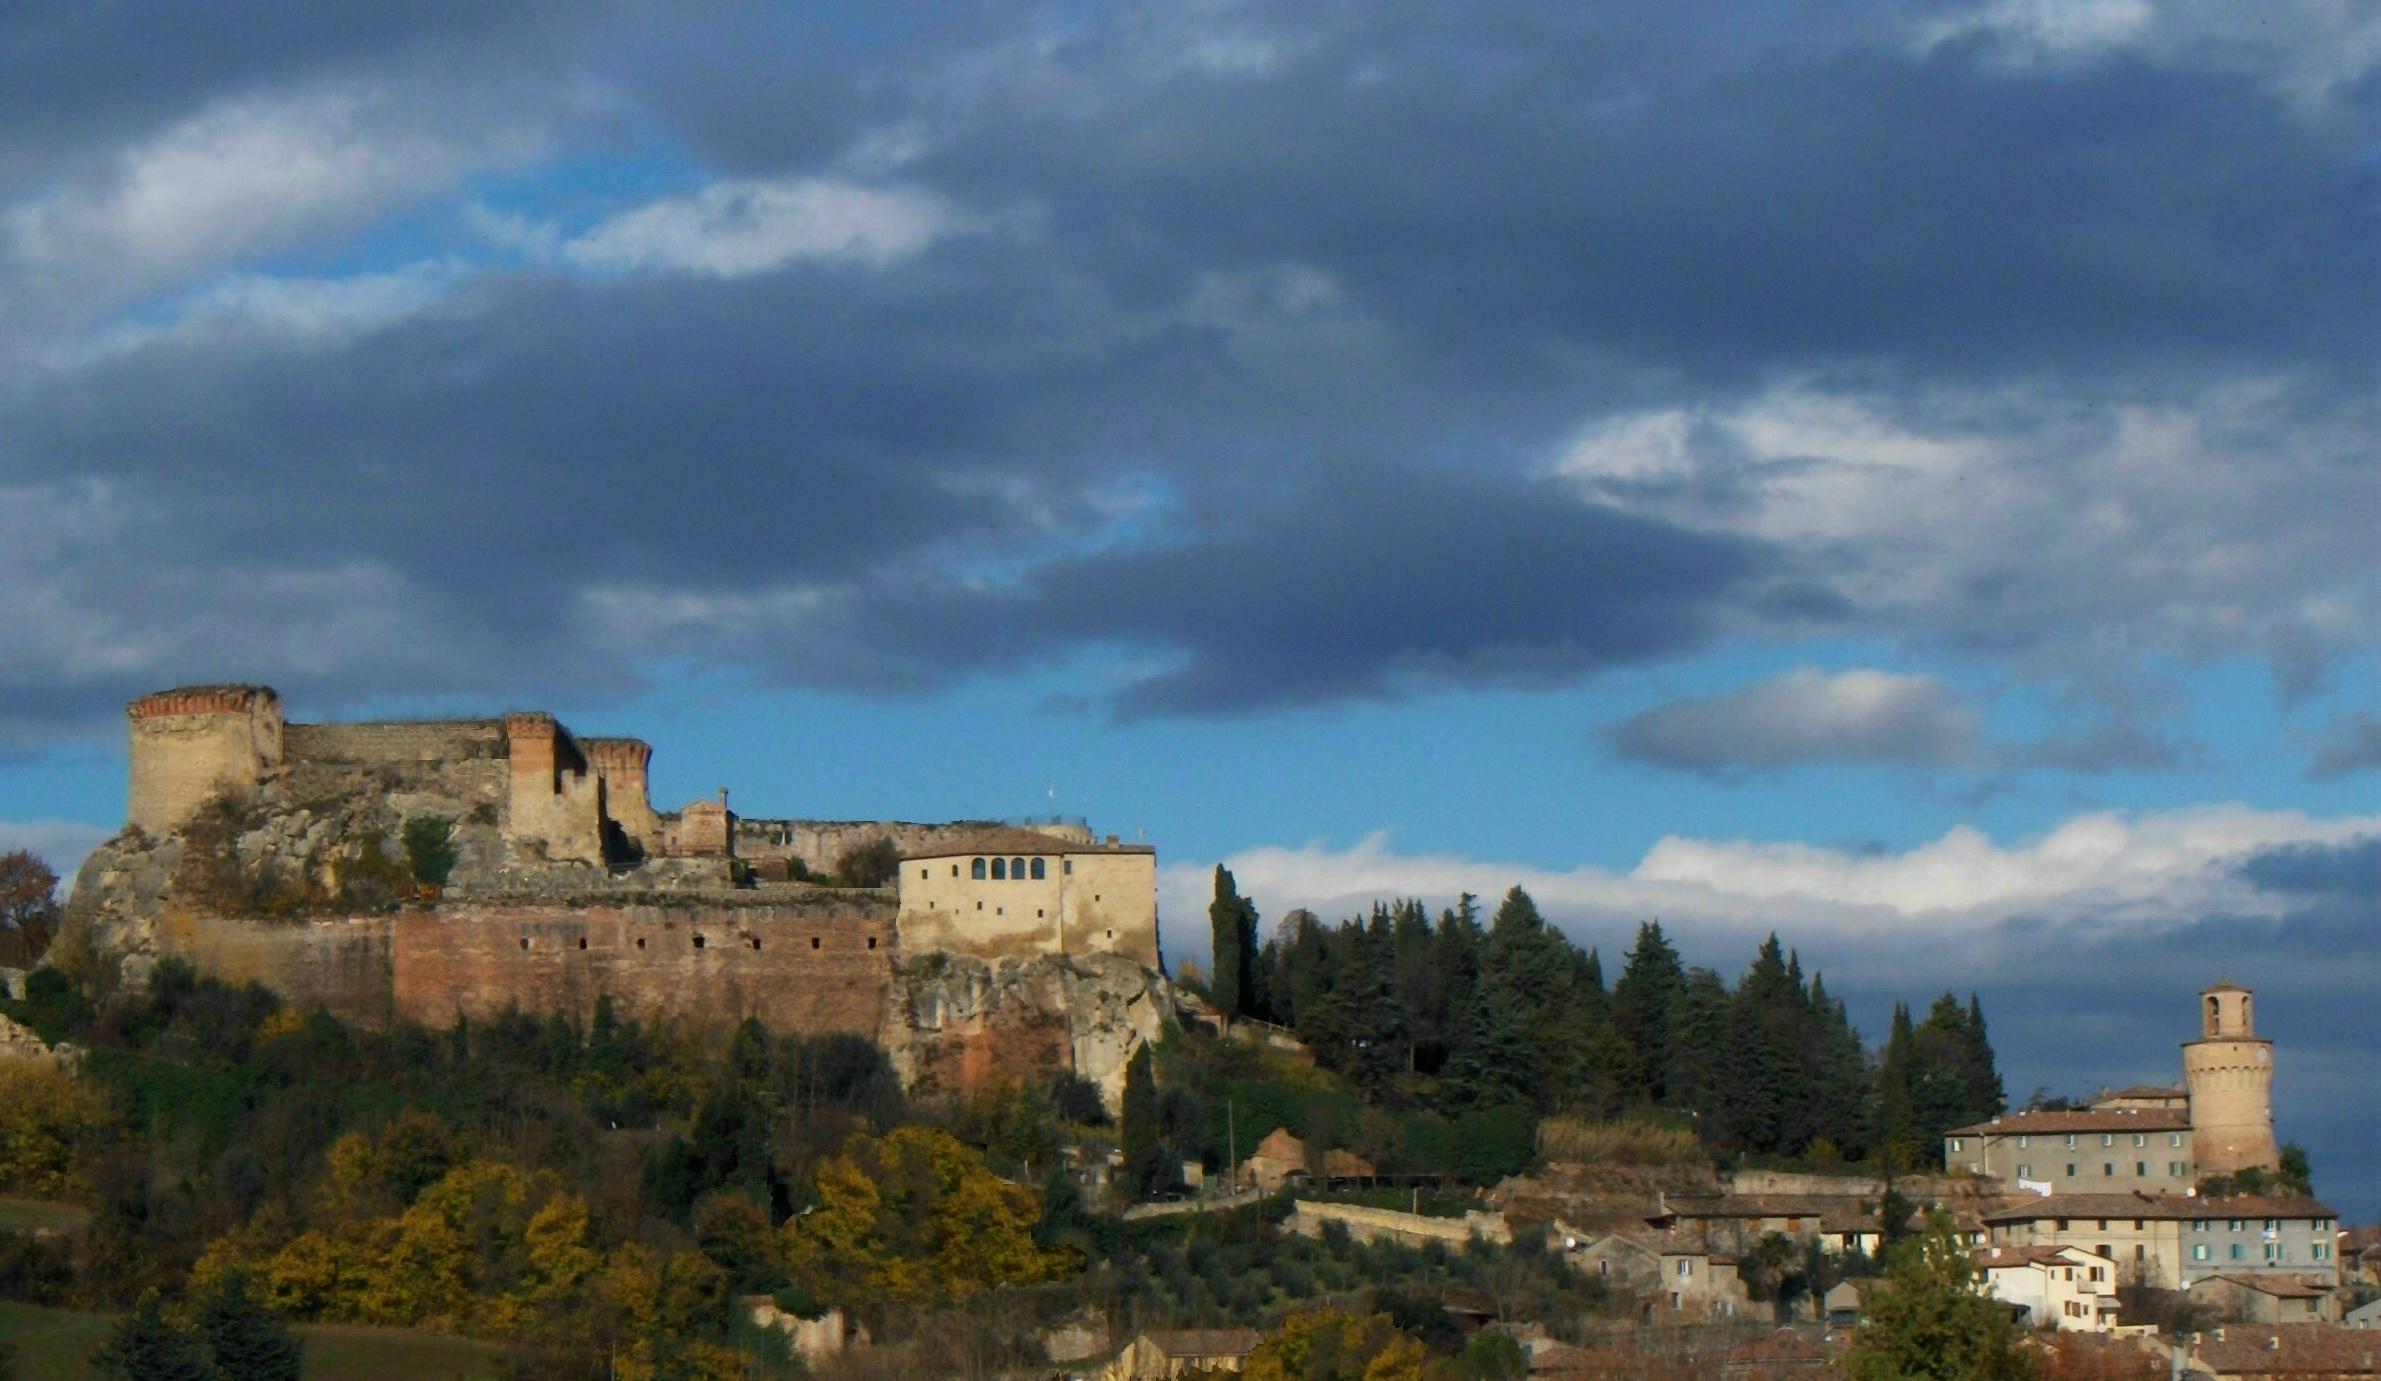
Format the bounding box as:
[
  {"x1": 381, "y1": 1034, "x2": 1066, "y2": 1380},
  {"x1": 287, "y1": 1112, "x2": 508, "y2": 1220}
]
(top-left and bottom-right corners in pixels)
[
  {"x1": 737, "y1": 819, "x2": 993, "y2": 876},
  {"x1": 391, "y1": 904, "x2": 893, "y2": 1035},
  {"x1": 1286, "y1": 1200, "x2": 1511, "y2": 1248},
  {"x1": 284, "y1": 720, "x2": 505, "y2": 765},
  {"x1": 153, "y1": 908, "x2": 399, "y2": 1025}
]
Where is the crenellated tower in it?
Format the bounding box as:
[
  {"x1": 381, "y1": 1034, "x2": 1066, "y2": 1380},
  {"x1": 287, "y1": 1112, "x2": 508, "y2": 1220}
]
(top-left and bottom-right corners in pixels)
[
  {"x1": 2182, "y1": 980, "x2": 2280, "y2": 1176},
  {"x1": 126, "y1": 685, "x2": 285, "y2": 834}
]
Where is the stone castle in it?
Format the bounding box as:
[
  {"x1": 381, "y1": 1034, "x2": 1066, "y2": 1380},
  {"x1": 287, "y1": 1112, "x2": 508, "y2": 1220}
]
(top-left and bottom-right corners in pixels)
[{"x1": 67, "y1": 685, "x2": 1173, "y2": 1106}]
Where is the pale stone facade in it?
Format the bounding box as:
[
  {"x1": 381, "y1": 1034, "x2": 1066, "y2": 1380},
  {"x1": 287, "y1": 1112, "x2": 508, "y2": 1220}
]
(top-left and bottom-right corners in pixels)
[
  {"x1": 895, "y1": 826, "x2": 1160, "y2": 968},
  {"x1": 1944, "y1": 1108, "x2": 2195, "y2": 1196},
  {"x1": 1983, "y1": 1194, "x2": 2339, "y2": 1290},
  {"x1": 1975, "y1": 1245, "x2": 2121, "y2": 1331},
  {"x1": 126, "y1": 686, "x2": 285, "y2": 834}
]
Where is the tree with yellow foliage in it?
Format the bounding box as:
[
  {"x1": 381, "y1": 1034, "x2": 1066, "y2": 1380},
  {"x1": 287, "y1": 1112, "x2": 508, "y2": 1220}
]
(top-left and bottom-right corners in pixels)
[
  {"x1": 0, "y1": 1060, "x2": 109, "y2": 1194},
  {"x1": 1241, "y1": 1309, "x2": 1429, "y2": 1381},
  {"x1": 780, "y1": 1125, "x2": 1071, "y2": 1303}
]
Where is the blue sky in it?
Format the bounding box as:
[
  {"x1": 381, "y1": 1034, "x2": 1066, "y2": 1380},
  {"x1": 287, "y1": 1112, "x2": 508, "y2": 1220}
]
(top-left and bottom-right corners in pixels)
[{"x1": 0, "y1": 0, "x2": 2373, "y2": 1215}]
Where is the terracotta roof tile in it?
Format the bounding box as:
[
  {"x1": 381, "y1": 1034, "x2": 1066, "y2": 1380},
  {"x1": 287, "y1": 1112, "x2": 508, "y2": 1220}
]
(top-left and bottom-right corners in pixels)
[
  {"x1": 2192, "y1": 1324, "x2": 2381, "y2": 1374},
  {"x1": 1982, "y1": 1192, "x2": 2336, "y2": 1223},
  {"x1": 901, "y1": 825, "x2": 1153, "y2": 859},
  {"x1": 1948, "y1": 1108, "x2": 2191, "y2": 1135}
]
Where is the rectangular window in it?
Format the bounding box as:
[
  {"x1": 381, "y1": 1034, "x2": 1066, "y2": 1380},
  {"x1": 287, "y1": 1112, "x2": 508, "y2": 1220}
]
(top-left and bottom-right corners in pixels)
[
  {"x1": 2065, "y1": 1163, "x2": 2076, "y2": 1176},
  {"x1": 2100, "y1": 1133, "x2": 2114, "y2": 1147},
  {"x1": 2135, "y1": 1162, "x2": 2147, "y2": 1177},
  {"x1": 2016, "y1": 1164, "x2": 2031, "y2": 1179},
  {"x1": 2065, "y1": 1134, "x2": 2077, "y2": 1149},
  {"x1": 2103, "y1": 1163, "x2": 2115, "y2": 1176},
  {"x1": 2313, "y1": 1244, "x2": 2330, "y2": 1262},
  {"x1": 2133, "y1": 1134, "x2": 2146, "y2": 1147},
  {"x1": 2193, "y1": 1221, "x2": 2209, "y2": 1233},
  {"x1": 1677, "y1": 1260, "x2": 1691, "y2": 1277},
  {"x1": 2170, "y1": 1161, "x2": 2186, "y2": 1177},
  {"x1": 2264, "y1": 1243, "x2": 2281, "y2": 1262},
  {"x1": 2192, "y1": 1244, "x2": 2209, "y2": 1262},
  {"x1": 2097, "y1": 1220, "x2": 2109, "y2": 1231},
  {"x1": 1949, "y1": 1138, "x2": 1962, "y2": 1152},
  {"x1": 2229, "y1": 1244, "x2": 2244, "y2": 1261},
  {"x1": 2228, "y1": 1220, "x2": 2243, "y2": 1231},
  {"x1": 2169, "y1": 1133, "x2": 2182, "y2": 1147},
  {"x1": 2017, "y1": 1135, "x2": 2029, "y2": 1148}
]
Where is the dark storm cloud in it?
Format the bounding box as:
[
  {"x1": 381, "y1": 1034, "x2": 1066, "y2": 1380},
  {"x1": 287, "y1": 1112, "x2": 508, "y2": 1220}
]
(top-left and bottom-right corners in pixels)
[
  {"x1": 2309, "y1": 714, "x2": 2381, "y2": 781},
  {"x1": 0, "y1": 0, "x2": 607, "y2": 186},
  {"x1": 2236, "y1": 835, "x2": 2381, "y2": 899},
  {"x1": 0, "y1": 1, "x2": 2371, "y2": 730}
]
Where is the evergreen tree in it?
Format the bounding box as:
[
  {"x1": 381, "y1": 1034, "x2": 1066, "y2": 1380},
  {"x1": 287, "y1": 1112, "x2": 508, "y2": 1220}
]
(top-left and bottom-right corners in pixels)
[
  {"x1": 1874, "y1": 1003, "x2": 1921, "y2": 1171},
  {"x1": 1963, "y1": 994, "x2": 2007, "y2": 1119},
  {"x1": 1805, "y1": 975, "x2": 1873, "y2": 1160},
  {"x1": 191, "y1": 1269, "x2": 302, "y2": 1381},
  {"x1": 1612, "y1": 922, "x2": 1686, "y2": 1104},
  {"x1": 1208, "y1": 866, "x2": 1259, "y2": 1018},
  {"x1": 92, "y1": 1290, "x2": 218, "y2": 1381},
  {"x1": 1663, "y1": 968, "x2": 1732, "y2": 1134},
  {"x1": 1445, "y1": 979, "x2": 1540, "y2": 1111},
  {"x1": 1120, "y1": 1046, "x2": 1171, "y2": 1196}
]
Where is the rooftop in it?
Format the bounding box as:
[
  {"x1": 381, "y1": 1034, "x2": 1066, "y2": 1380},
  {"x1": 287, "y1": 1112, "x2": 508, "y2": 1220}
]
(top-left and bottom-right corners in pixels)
[
  {"x1": 1948, "y1": 1107, "x2": 2191, "y2": 1135},
  {"x1": 1982, "y1": 1192, "x2": 2336, "y2": 1223},
  {"x1": 902, "y1": 824, "x2": 1154, "y2": 859},
  {"x1": 2193, "y1": 1325, "x2": 2381, "y2": 1375}
]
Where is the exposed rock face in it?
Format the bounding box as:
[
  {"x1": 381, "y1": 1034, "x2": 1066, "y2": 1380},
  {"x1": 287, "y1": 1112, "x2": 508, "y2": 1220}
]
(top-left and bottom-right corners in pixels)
[
  {"x1": 884, "y1": 951, "x2": 1175, "y2": 1113},
  {"x1": 0, "y1": 1013, "x2": 83, "y2": 1070}
]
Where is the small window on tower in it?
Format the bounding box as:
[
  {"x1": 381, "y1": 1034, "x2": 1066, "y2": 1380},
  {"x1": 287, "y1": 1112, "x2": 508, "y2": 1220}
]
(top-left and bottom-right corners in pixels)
[
  {"x1": 636, "y1": 937, "x2": 646, "y2": 950},
  {"x1": 693, "y1": 934, "x2": 706, "y2": 949},
  {"x1": 520, "y1": 937, "x2": 530, "y2": 951},
  {"x1": 867, "y1": 937, "x2": 877, "y2": 950},
  {"x1": 578, "y1": 937, "x2": 587, "y2": 950}
]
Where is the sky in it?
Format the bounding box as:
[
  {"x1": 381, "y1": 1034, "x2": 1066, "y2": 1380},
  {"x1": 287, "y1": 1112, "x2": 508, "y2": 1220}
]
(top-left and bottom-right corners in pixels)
[{"x1": 0, "y1": 1, "x2": 2374, "y2": 1215}]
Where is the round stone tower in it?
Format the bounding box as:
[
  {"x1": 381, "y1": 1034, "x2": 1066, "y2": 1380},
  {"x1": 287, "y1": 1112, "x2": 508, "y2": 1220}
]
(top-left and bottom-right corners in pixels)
[
  {"x1": 2182, "y1": 980, "x2": 2279, "y2": 1176},
  {"x1": 125, "y1": 685, "x2": 285, "y2": 835}
]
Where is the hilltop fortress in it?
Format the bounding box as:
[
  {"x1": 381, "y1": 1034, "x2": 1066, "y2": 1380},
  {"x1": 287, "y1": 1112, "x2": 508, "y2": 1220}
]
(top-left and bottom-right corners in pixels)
[{"x1": 65, "y1": 685, "x2": 1172, "y2": 1105}]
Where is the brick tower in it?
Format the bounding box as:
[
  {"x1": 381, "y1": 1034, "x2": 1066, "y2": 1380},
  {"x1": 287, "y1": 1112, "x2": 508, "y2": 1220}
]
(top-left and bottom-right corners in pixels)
[{"x1": 2182, "y1": 980, "x2": 2280, "y2": 1176}]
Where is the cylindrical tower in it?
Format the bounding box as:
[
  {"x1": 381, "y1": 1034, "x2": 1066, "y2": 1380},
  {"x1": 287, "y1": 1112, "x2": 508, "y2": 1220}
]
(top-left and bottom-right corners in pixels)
[
  {"x1": 125, "y1": 685, "x2": 284, "y2": 835},
  {"x1": 2182, "y1": 980, "x2": 2279, "y2": 1176}
]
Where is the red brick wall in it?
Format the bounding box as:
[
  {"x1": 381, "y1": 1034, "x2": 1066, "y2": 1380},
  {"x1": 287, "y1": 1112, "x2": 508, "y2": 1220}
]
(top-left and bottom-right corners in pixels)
[{"x1": 391, "y1": 904, "x2": 892, "y2": 1036}]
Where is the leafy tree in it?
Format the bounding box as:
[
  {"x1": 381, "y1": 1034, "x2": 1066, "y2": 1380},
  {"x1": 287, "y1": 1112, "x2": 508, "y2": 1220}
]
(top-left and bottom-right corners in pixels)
[
  {"x1": 190, "y1": 1268, "x2": 302, "y2": 1381},
  {"x1": 1843, "y1": 1217, "x2": 2037, "y2": 1381},
  {"x1": 2277, "y1": 1143, "x2": 2313, "y2": 1194},
  {"x1": 1445, "y1": 1330, "x2": 1529, "y2": 1380},
  {"x1": 1242, "y1": 1308, "x2": 1427, "y2": 1381},
  {"x1": 830, "y1": 836, "x2": 902, "y2": 888},
  {"x1": 0, "y1": 849, "x2": 60, "y2": 966},
  {"x1": 92, "y1": 1290, "x2": 218, "y2": 1381},
  {"x1": 779, "y1": 1126, "x2": 1068, "y2": 1302},
  {"x1": 400, "y1": 817, "x2": 458, "y2": 888},
  {"x1": 0, "y1": 1060, "x2": 110, "y2": 1193}
]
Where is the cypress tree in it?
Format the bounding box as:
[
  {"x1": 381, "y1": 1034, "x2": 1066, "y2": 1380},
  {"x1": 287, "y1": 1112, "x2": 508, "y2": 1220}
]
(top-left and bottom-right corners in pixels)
[
  {"x1": 1209, "y1": 866, "x2": 1259, "y2": 1018},
  {"x1": 1663, "y1": 968, "x2": 1732, "y2": 1134},
  {"x1": 1121, "y1": 1045, "x2": 1171, "y2": 1196}
]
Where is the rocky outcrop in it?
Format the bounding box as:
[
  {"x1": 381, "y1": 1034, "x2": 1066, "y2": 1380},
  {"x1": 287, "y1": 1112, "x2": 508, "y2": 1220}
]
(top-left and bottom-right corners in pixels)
[
  {"x1": 0, "y1": 1013, "x2": 83, "y2": 1070},
  {"x1": 884, "y1": 951, "x2": 1175, "y2": 1112}
]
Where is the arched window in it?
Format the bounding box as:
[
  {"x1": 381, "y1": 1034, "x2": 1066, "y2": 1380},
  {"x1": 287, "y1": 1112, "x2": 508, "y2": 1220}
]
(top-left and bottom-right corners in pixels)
[
  {"x1": 971, "y1": 857, "x2": 987, "y2": 879},
  {"x1": 992, "y1": 858, "x2": 1007, "y2": 880},
  {"x1": 2207, "y1": 996, "x2": 2220, "y2": 1034},
  {"x1": 1011, "y1": 857, "x2": 1026, "y2": 879},
  {"x1": 1030, "y1": 858, "x2": 1046, "y2": 880}
]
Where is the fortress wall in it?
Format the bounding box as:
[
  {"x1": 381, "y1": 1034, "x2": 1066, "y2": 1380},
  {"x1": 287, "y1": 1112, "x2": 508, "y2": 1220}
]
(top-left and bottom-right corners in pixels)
[
  {"x1": 736, "y1": 820, "x2": 994, "y2": 875},
  {"x1": 391, "y1": 905, "x2": 894, "y2": 1036},
  {"x1": 153, "y1": 909, "x2": 397, "y2": 1025},
  {"x1": 284, "y1": 721, "x2": 506, "y2": 765}
]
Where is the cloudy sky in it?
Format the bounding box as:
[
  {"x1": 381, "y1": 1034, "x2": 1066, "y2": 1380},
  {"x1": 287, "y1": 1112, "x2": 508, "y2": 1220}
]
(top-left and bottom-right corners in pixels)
[{"x1": 0, "y1": 2, "x2": 2374, "y2": 1212}]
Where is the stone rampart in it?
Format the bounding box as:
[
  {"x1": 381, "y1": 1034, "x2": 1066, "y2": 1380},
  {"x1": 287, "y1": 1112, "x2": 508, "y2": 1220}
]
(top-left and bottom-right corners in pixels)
[
  {"x1": 392, "y1": 904, "x2": 893, "y2": 1035},
  {"x1": 153, "y1": 908, "x2": 399, "y2": 1025},
  {"x1": 737, "y1": 819, "x2": 992, "y2": 876},
  {"x1": 284, "y1": 720, "x2": 505, "y2": 765}
]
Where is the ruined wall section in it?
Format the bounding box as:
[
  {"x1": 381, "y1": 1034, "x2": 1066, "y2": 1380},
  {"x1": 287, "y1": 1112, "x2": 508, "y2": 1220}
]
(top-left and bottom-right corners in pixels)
[
  {"x1": 281, "y1": 720, "x2": 508, "y2": 819},
  {"x1": 126, "y1": 687, "x2": 285, "y2": 835},
  {"x1": 504, "y1": 714, "x2": 607, "y2": 866}
]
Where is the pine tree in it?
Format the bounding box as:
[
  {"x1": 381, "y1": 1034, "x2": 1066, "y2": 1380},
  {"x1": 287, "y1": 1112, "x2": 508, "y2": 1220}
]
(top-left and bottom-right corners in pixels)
[
  {"x1": 191, "y1": 1269, "x2": 302, "y2": 1381},
  {"x1": 1445, "y1": 980, "x2": 1540, "y2": 1111},
  {"x1": 92, "y1": 1290, "x2": 218, "y2": 1381},
  {"x1": 1874, "y1": 1003, "x2": 1921, "y2": 1171},
  {"x1": 1663, "y1": 968, "x2": 1731, "y2": 1133}
]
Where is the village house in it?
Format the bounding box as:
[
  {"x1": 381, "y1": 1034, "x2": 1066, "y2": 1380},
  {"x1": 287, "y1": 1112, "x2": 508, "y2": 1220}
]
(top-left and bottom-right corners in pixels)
[
  {"x1": 1569, "y1": 1225, "x2": 1750, "y2": 1320},
  {"x1": 2187, "y1": 1272, "x2": 2345, "y2": 1325},
  {"x1": 1650, "y1": 1193, "x2": 1885, "y2": 1258},
  {"x1": 1973, "y1": 1245, "x2": 2121, "y2": 1332},
  {"x1": 1098, "y1": 1328, "x2": 1261, "y2": 1379},
  {"x1": 1944, "y1": 1107, "x2": 2196, "y2": 1196},
  {"x1": 1981, "y1": 1193, "x2": 2339, "y2": 1289}
]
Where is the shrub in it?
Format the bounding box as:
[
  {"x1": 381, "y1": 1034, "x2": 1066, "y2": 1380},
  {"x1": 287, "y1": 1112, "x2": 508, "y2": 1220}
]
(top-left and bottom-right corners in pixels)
[
  {"x1": 402, "y1": 816, "x2": 459, "y2": 888},
  {"x1": 1534, "y1": 1115, "x2": 1705, "y2": 1166},
  {"x1": 831, "y1": 837, "x2": 902, "y2": 889}
]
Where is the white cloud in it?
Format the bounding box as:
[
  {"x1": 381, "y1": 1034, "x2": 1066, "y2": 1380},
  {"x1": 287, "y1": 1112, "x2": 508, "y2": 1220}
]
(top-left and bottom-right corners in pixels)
[
  {"x1": 1914, "y1": 0, "x2": 2381, "y2": 107},
  {"x1": 4, "y1": 88, "x2": 531, "y2": 287},
  {"x1": 1155, "y1": 804, "x2": 2380, "y2": 967},
  {"x1": 1609, "y1": 667, "x2": 1980, "y2": 773},
  {"x1": 561, "y1": 178, "x2": 974, "y2": 277},
  {"x1": 1551, "y1": 379, "x2": 2381, "y2": 684}
]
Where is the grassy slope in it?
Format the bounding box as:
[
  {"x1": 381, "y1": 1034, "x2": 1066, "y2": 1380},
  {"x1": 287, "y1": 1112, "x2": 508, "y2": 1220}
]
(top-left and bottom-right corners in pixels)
[
  {"x1": 0, "y1": 1198, "x2": 90, "y2": 1234},
  {"x1": 0, "y1": 1301, "x2": 507, "y2": 1380}
]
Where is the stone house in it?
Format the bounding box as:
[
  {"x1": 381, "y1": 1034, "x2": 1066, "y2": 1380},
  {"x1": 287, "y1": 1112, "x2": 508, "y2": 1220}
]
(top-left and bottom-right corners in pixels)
[
  {"x1": 2346, "y1": 1298, "x2": 2381, "y2": 1330},
  {"x1": 1973, "y1": 1245, "x2": 2120, "y2": 1331},
  {"x1": 1097, "y1": 1327, "x2": 1261, "y2": 1379},
  {"x1": 1650, "y1": 1193, "x2": 1884, "y2": 1258},
  {"x1": 1239, "y1": 1126, "x2": 1310, "y2": 1193},
  {"x1": 2187, "y1": 1272, "x2": 2344, "y2": 1325},
  {"x1": 1982, "y1": 1193, "x2": 2340, "y2": 1289},
  {"x1": 1571, "y1": 1226, "x2": 1748, "y2": 1320},
  {"x1": 895, "y1": 825, "x2": 1160, "y2": 968},
  {"x1": 1944, "y1": 1107, "x2": 2196, "y2": 1197}
]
